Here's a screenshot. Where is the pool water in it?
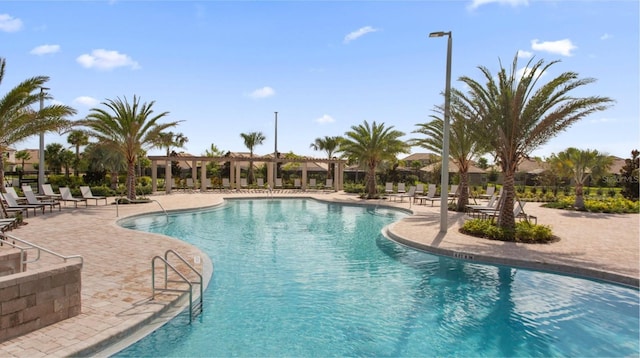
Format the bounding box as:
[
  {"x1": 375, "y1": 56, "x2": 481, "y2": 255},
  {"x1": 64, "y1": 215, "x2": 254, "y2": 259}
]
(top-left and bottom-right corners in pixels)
[{"x1": 116, "y1": 199, "x2": 639, "y2": 357}]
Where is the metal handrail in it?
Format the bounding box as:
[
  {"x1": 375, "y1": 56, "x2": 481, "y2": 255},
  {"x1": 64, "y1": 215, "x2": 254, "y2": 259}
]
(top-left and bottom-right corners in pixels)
[
  {"x1": 152, "y1": 249, "x2": 203, "y2": 324},
  {"x1": 152, "y1": 255, "x2": 194, "y2": 323},
  {"x1": 0, "y1": 234, "x2": 83, "y2": 273}
]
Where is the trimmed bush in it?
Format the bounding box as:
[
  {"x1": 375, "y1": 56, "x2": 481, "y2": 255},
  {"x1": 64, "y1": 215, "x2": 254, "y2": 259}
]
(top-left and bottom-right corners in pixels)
[{"x1": 460, "y1": 219, "x2": 555, "y2": 243}]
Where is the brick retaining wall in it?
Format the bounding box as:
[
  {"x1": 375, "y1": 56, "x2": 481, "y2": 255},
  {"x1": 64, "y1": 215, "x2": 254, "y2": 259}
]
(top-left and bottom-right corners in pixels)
[{"x1": 0, "y1": 262, "x2": 82, "y2": 342}]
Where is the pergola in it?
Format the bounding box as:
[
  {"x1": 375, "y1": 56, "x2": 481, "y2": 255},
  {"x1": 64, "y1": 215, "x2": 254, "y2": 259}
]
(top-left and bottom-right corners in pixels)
[{"x1": 147, "y1": 154, "x2": 347, "y2": 193}]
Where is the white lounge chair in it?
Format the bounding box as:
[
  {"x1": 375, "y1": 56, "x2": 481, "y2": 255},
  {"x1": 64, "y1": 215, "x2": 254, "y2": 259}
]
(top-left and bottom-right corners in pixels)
[
  {"x1": 415, "y1": 184, "x2": 425, "y2": 196},
  {"x1": 275, "y1": 178, "x2": 283, "y2": 189},
  {"x1": 390, "y1": 186, "x2": 416, "y2": 203},
  {"x1": 41, "y1": 184, "x2": 62, "y2": 200},
  {"x1": 414, "y1": 184, "x2": 439, "y2": 206},
  {"x1": 59, "y1": 187, "x2": 88, "y2": 208},
  {"x1": 80, "y1": 186, "x2": 108, "y2": 205},
  {"x1": 324, "y1": 178, "x2": 334, "y2": 192},
  {"x1": 309, "y1": 178, "x2": 317, "y2": 190},
  {"x1": 22, "y1": 189, "x2": 61, "y2": 212},
  {"x1": 1, "y1": 192, "x2": 44, "y2": 216},
  {"x1": 397, "y1": 183, "x2": 406, "y2": 194},
  {"x1": 5, "y1": 187, "x2": 26, "y2": 204},
  {"x1": 384, "y1": 182, "x2": 394, "y2": 195}
]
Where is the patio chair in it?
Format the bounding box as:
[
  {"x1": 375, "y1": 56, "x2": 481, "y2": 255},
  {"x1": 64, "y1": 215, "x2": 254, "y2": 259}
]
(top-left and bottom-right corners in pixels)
[
  {"x1": 80, "y1": 186, "x2": 108, "y2": 205},
  {"x1": 22, "y1": 188, "x2": 61, "y2": 212},
  {"x1": 240, "y1": 178, "x2": 248, "y2": 191},
  {"x1": 397, "y1": 183, "x2": 406, "y2": 194},
  {"x1": 448, "y1": 184, "x2": 459, "y2": 197},
  {"x1": 478, "y1": 185, "x2": 496, "y2": 200},
  {"x1": 324, "y1": 178, "x2": 334, "y2": 192},
  {"x1": 58, "y1": 187, "x2": 88, "y2": 208},
  {"x1": 1, "y1": 192, "x2": 45, "y2": 216},
  {"x1": 293, "y1": 178, "x2": 301, "y2": 190},
  {"x1": 5, "y1": 187, "x2": 27, "y2": 204},
  {"x1": 222, "y1": 178, "x2": 231, "y2": 191},
  {"x1": 309, "y1": 178, "x2": 317, "y2": 190},
  {"x1": 466, "y1": 193, "x2": 498, "y2": 217},
  {"x1": 257, "y1": 178, "x2": 265, "y2": 190},
  {"x1": 414, "y1": 184, "x2": 440, "y2": 206},
  {"x1": 415, "y1": 184, "x2": 425, "y2": 196},
  {"x1": 275, "y1": 178, "x2": 283, "y2": 189},
  {"x1": 186, "y1": 178, "x2": 196, "y2": 191},
  {"x1": 389, "y1": 186, "x2": 416, "y2": 203},
  {"x1": 41, "y1": 184, "x2": 62, "y2": 200},
  {"x1": 384, "y1": 182, "x2": 394, "y2": 195}
]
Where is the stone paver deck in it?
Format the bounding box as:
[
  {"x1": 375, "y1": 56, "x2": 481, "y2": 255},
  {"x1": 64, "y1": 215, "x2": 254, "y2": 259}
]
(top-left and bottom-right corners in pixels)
[{"x1": 0, "y1": 191, "x2": 638, "y2": 357}]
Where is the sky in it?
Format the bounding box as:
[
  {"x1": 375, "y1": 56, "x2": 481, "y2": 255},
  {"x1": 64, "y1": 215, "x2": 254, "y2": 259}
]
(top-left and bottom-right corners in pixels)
[{"x1": 1, "y1": 0, "x2": 639, "y2": 161}]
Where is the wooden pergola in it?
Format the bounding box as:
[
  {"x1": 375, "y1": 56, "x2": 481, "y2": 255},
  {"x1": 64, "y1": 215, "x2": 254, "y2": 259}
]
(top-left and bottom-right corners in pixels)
[{"x1": 147, "y1": 154, "x2": 347, "y2": 193}]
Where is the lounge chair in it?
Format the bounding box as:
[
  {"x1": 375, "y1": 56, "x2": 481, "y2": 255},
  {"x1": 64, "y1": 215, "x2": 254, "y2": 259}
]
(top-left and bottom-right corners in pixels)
[
  {"x1": 479, "y1": 200, "x2": 537, "y2": 224},
  {"x1": 41, "y1": 184, "x2": 62, "y2": 200},
  {"x1": 397, "y1": 183, "x2": 406, "y2": 194},
  {"x1": 415, "y1": 184, "x2": 425, "y2": 196},
  {"x1": 5, "y1": 187, "x2": 27, "y2": 204},
  {"x1": 58, "y1": 187, "x2": 88, "y2": 208},
  {"x1": 466, "y1": 193, "x2": 498, "y2": 216},
  {"x1": 448, "y1": 184, "x2": 459, "y2": 197},
  {"x1": 309, "y1": 178, "x2": 317, "y2": 190},
  {"x1": 257, "y1": 178, "x2": 265, "y2": 189},
  {"x1": 1, "y1": 192, "x2": 44, "y2": 216},
  {"x1": 414, "y1": 184, "x2": 440, "y2": 206},
  {"x1": 478, "y1": 185, "x2": 496, "y2": 200},
  {"x1": 222, "y1": 178, "x2": 231, "y2": 191},
  {"x1": 293, "y1": 178, "x2": 301, "y2": 190},
  {"x1": 22, "y1": 189, "x2": 61, "y2": 212},
  {"x1": 389, "y1": 186, "x2": 416, "y2": 203},
  {"x1": 80, "y1": 186, "x2": 108, "y2": 205},
  {"x1": 186, "y1": 178, "x2": 196, "y2": 191},
  {"x1": 240, "y1": 178, "x2": 248, "y2": 190},
  {"x1": 384, "y1": 182, "x2": 394, "y2": 195},
  {"x1": 324, "y1": 179, "x2": 334, "y2": 192}
]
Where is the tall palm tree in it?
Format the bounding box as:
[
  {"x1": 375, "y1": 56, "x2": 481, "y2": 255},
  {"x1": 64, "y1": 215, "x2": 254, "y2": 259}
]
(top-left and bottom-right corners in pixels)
[
  {"x1": 0, "y1": 57, "x2": 77, "y2": 190},
  {"x1": 84, "y1": 142, "x2": 126, "y2": 189},
  {"x1": 310, "y1": 135, "x2": 342, "y2": 180},
  {"x1": 457, "y1": 54, "x2": 614, "y2": 232},
  {"x1": 44, "y1": 143, "x2": 65, "y2": 175},
  {"x1": 80, "y1": 95, "x2": 180, "y2": 200},
  {"x1": 412, "y1": 93, "x2": 490, "y2": 211},
  {"x1": 240, "y1": 131, "x2": 265, "y2": 184},
  {"x1": 339, "y1": 120, "x2": 409, "y2": 199},
  {"x1": 547, "y1": 147, "x2": 613, "y2": 210},
  {"x1": 67, "y1": 130, "x2": 89, "y2": 176}
]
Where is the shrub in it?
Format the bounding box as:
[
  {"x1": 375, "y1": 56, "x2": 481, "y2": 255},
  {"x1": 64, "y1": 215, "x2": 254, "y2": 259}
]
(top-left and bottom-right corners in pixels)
[
  {"x1": 460, "y1": 219, "x2": 554, "y2": 243},
  {"x1": 542, "y1": 196, "x2": 640, "y2": 213}
]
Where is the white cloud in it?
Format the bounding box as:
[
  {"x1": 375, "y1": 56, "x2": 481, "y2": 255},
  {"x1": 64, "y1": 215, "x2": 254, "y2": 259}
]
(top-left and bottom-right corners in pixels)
[
  {"x1": 76, "y1": 49, "x2": 140, "y2": 70},
  {"x1": 248, "y1": 86, "x2": 275, "y2": 99},
  {"x1": 0, "y1": 14, "x2": 23, "y2": 32},
  {"x1": 73, "y1": 96, "x2": 100, "y2": 107},
  {"x1": 600, "y1": 33, "x2": 612, "y2": 40},
  {"x1": 531, "y1": 38, "x2": 577, "y2": 57},
  {"x1": 517, "y1": 50, "x2": 533, "y2": 58},
  {"x1": 467, "y1": 0, "x2": 528, "y2": 10},
  {"x1": 344, "y1": 26, "x2": 379, "y2": 44},
  {"x1": 314, "y1": 114, "x2": 335, "y2": 124},
  {"x1": 30, "y1": 44, "x2": 61, "y2": 56}
]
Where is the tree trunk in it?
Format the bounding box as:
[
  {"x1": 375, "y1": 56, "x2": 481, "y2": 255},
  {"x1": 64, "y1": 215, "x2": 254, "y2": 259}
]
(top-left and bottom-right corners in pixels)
[
  {"x1": 127, "y1": 161, "x2": 136, "y2": 200},
  {"x1": 497, "y1": 169, "x2": 516, "y2": 233},
  {"x1": 574, "y1": 183, "x2": 585, "y2": 210},
  {"x1": 0, "y1": 168, "x2": 6, "y2": 193},
  {"x1": 367, "y1": 164, "x2": 377, "y2": 198},
  {"x1": 456, "y1": 171, "x2": 470, "y2": 212}
]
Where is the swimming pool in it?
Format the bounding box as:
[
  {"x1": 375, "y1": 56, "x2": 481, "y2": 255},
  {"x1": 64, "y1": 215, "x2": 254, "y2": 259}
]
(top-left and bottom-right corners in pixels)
[{"x1": 116, "y1": 199, "x2": 639, "y2": 357}]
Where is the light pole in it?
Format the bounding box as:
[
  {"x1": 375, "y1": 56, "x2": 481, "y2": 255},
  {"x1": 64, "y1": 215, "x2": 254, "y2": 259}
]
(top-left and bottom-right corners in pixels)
[
  {"x1": 274, "y1": 111, "x2": 278, "y2": 185},
  {"x1": 429, "y1": 31, "x2": 452, "y2": 233},
  {"x1": 38, "y1": 87, "x2": 50, "y2": 194}
]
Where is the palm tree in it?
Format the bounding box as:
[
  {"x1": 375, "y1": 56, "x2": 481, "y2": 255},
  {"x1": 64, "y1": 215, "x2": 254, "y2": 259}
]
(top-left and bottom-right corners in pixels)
[
  {"x1": 44, "y1": 143, "x2": 65, "y2": 175},
  {"x1": 339, "y1": 120, "x2": 409, "y2": 199},
  {"x1": 155, "y1": 131, "x2": 189, "y2": 156},
  {"x1": 15, "y1": 150, "x2": 31, "y2": 173},
  {"x1": 84, "y1": 142, "x2": 126, "y2": 190},
  {"x1": 240, "y1": 131, "x2": 265, "y2": 185},
  {"x1": 547, "y1": 147, "x2": 613, "y2": 210},
  {"x1": 67, "y1": 130, "x2": 89, "y2": 176},
  {"x1": 80, "y1": 96, "x2": 180, "y2": 200},
  {"x1": 412, "y1": 94, "x2": 490, "y2": 211},
  {"x1": 0, "y1": 57, "x2": 77, "y2": 190},
  {"x1": 310, "y1": 136, "x2": 342, "y2": 180},
  {"x1": 457, "y1": 54, "x2": 614, "y2": 232}
]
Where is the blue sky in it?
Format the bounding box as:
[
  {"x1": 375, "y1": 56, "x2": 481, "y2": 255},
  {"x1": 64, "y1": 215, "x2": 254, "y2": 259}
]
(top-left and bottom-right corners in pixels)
[{"x1": 2, "y1": 0, "x2": 638, "y2": 161}]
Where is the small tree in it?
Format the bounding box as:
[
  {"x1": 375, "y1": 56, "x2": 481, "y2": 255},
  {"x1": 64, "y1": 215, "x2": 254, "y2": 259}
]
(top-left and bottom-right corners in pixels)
[{"x1": 620, "y1": 149, "x2": 639, "y2": 201}]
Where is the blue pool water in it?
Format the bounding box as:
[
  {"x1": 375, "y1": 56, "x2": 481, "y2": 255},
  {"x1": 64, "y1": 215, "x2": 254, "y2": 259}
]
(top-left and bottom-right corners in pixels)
[{"x1": 116, "y1": 199, "x2": 639, "y2": 357}]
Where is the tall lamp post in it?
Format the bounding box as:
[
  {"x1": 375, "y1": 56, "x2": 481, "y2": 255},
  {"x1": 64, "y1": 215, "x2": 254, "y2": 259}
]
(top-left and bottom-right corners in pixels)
[
  {"x1": 38, "y1": 87, "x2": 50, "y2": 194},
  {"x1": 429, "y1": 31, "x2": 452, "y2": 233},
  {"x1": 274, "y1": 111, "x2": 278, "y2": 185}
]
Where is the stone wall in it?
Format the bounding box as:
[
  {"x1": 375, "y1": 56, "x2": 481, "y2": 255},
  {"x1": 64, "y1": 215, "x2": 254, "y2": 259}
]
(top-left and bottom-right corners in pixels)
[
  {"x1": 0, "y1": 250, "x2": 26, "y2": 277},
  {"x1": 0, "y1": 262, "x2": 82, "y2": 342}
]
